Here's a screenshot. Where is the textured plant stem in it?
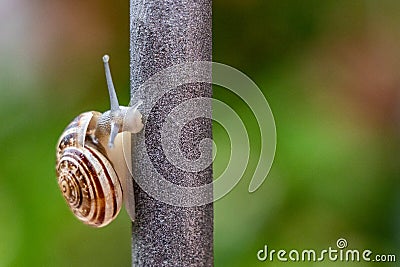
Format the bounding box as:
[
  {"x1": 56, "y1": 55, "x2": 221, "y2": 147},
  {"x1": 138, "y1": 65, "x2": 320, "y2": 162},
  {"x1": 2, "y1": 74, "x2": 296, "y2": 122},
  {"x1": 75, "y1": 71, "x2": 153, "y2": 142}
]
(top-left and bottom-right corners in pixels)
[{"x1": 129, "y1": 0, "x2": 213, "y2": 266}]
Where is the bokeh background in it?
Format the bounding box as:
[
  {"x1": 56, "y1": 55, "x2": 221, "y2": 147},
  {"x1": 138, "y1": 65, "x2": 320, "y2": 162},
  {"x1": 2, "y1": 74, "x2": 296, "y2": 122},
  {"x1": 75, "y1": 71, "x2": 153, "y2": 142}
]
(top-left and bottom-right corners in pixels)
[{"x1": 0, "y1": 0, "x2": 399, "y2": 266}]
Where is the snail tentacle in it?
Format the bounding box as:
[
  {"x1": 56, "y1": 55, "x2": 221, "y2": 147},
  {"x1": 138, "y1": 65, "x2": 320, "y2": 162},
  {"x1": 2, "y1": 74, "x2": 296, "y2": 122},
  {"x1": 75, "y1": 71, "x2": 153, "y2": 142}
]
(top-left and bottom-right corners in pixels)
[{"x1": 103, "y1": 54, "x2": 120, "y2": 112}]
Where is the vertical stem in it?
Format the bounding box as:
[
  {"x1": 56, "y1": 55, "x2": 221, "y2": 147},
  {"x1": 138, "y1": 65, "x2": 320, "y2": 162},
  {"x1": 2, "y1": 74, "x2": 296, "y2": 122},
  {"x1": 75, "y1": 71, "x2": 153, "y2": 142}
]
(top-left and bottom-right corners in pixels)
[{"x1": 130, "y1": 0, "x2": 213, "y2": 266}]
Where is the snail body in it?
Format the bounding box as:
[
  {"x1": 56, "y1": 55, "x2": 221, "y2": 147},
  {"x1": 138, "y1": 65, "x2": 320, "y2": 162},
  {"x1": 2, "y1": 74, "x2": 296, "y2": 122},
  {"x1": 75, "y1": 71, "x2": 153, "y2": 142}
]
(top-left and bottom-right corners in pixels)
[{"x1": 56, "y1": 55, "x2": 143, "y2": 227}]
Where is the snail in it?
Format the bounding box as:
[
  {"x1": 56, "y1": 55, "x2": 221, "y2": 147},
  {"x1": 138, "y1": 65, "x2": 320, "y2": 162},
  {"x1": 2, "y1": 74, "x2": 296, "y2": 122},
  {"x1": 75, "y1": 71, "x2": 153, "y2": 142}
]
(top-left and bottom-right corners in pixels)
[{"x1": 55, "y1": 55, "x2": 143, "y2": 227}]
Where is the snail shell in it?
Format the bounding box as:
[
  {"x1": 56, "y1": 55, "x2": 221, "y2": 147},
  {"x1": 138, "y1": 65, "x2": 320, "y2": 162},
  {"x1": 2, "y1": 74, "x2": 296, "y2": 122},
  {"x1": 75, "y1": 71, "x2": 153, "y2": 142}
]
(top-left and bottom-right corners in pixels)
[
  {"x1": 56, "y1": 55, "x2": 143, "y2": 227},
  {"x1": 56, "y1": 111, "x2": 123, "y2": 227}
]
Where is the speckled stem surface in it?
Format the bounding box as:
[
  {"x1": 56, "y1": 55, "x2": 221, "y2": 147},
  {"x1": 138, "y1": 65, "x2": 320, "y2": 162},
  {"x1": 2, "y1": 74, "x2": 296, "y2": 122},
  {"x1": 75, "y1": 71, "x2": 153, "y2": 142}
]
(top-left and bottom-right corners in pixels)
[{"x1": 129, "y1": 0, "x2": 213, "y2": 266}]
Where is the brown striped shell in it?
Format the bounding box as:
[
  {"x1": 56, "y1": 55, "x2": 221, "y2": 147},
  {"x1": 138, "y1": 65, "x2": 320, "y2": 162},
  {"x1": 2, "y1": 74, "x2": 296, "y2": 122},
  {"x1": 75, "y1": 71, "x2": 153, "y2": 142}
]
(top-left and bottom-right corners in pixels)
[{"x1": 56, "y1": 111, "x2": 123, "y2": 227}]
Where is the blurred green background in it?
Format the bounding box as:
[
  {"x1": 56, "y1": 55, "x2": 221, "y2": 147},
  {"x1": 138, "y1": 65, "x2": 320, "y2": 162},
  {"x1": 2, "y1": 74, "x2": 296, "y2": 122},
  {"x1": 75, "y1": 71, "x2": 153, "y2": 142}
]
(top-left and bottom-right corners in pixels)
[{"x1": 0, "y1": 0, "x2": 399, "y2": 266}]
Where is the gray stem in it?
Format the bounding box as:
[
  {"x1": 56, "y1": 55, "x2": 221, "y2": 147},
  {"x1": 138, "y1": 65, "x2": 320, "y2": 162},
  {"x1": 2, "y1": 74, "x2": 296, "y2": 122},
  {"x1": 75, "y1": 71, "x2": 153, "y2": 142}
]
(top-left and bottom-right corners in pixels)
[{"x1": 129, "y1": 0, "x2": 213, "y2": 266}]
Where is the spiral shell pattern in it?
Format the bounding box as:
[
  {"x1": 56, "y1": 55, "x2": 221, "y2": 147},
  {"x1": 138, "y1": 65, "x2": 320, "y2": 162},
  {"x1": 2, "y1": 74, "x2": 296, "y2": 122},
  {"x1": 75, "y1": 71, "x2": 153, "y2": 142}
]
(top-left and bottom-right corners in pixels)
[{"x1": 56, "y1": 112, "x2": 123, "y2": 227}]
